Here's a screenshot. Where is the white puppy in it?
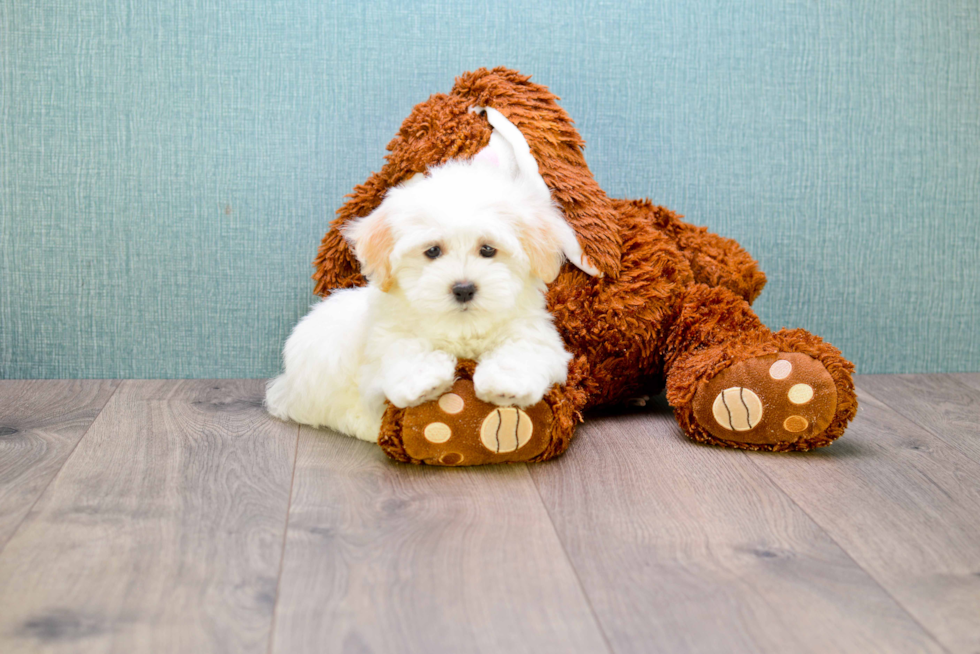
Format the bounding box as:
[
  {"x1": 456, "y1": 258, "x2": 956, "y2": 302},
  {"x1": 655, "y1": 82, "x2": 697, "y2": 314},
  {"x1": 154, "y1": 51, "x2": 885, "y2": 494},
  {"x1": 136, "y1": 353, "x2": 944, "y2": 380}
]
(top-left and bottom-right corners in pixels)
[{"x1": 265, "y1": 153, "x2": 582, "y2": 441}]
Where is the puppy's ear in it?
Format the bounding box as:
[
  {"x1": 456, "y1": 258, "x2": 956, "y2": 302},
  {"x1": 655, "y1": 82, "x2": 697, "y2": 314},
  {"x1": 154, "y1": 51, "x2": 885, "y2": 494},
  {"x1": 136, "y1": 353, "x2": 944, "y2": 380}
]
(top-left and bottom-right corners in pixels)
[
  {"x1": 341, "y1": 207, "x2": 395, "y2": 292},
  {"x1": 474, "y1": 106, "x2": 600, "y2": 277},
  {"x1": 519, "y1": 204, "x2": 575, "y2": 284}
]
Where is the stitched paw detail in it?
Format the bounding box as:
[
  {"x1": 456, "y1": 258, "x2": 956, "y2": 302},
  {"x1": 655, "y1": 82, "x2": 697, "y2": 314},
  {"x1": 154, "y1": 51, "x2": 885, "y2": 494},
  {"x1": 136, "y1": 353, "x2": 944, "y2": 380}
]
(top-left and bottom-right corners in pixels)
[
  {"x1": 480, "y1": 408, "x2": 533, "y2": 453},
  {"x1": 693, "y1": 353, "x2": 838, "y2": 445},
  {"x1": 397, "y1": 381, "x2": 553, "y2": 466}
]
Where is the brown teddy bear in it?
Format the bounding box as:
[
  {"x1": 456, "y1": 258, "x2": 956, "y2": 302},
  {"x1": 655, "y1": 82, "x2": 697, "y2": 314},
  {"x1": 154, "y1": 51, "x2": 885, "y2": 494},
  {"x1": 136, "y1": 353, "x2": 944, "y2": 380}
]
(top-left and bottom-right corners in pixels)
[{"x1": 312, "y1": 67, "x2": 857, "y2": 465}]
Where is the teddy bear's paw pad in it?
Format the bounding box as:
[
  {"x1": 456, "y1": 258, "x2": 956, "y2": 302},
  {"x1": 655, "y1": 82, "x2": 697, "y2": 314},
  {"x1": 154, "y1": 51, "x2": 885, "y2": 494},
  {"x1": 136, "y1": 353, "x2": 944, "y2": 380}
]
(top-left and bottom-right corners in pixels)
[
  {"x1": 481, "y1": 408, "x2": 534, "y2": 453},
  {"x1": 710, "y1": 388, "x2": 764, "y2": 431},
  {"x1": 399, "y1": 380, "x2": 553, "y2": 465},
  {"x1": 693, "y1": 353, "x2": 837, "y2": 445}
]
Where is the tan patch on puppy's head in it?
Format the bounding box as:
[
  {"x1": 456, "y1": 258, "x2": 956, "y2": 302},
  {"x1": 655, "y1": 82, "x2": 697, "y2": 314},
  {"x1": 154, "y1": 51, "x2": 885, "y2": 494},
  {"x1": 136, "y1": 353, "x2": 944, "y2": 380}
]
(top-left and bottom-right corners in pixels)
[{"x1": 341, "y1": 207, "x2": 395, "y2": 292}]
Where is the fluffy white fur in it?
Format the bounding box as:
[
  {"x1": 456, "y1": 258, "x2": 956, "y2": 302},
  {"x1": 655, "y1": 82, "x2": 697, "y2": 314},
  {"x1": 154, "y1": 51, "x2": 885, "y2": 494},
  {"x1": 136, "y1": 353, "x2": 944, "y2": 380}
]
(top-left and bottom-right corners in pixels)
[{"x1": 265, "y1": 157, "x2": 576, "y2": 441}]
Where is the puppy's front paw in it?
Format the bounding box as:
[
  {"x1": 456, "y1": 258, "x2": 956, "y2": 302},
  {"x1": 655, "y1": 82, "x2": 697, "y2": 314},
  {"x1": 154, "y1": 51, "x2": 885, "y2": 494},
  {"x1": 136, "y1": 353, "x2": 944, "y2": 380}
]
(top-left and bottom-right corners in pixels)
[
  {"x1": 473, "y1": 361, "x2": 550, "y2": 408},
  {"x1": 384, "y1": 351, "x2": 457, "y2": 408}
]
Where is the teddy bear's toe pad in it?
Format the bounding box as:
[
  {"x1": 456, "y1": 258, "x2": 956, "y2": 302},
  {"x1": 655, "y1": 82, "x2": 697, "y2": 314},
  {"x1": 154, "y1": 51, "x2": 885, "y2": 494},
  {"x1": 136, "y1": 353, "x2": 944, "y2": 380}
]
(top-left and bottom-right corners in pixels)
[
  {"x1": 693, "y1": 353, "x2": 837, "y2": 445},
  {"x1": 400, "y1": 379, "x2": 553, "y2": 465}
]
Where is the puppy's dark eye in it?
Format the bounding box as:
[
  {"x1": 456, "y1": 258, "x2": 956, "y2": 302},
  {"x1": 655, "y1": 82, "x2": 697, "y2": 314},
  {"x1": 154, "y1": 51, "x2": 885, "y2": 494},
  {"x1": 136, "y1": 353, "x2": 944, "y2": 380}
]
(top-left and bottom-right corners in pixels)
[
  {"x1": 479, "y1": 245, "x2": 497, "y2": 258},
  {"x1": 424, "y1": 245, "x2": 442, "y2": 259}
]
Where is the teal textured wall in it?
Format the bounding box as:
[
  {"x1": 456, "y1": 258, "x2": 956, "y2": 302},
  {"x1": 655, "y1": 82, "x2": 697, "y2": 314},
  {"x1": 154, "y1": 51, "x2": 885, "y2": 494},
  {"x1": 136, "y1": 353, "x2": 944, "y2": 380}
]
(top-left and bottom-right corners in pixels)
[{"x1": 1, "y1": 1, "x2": 978, "y2": 378}]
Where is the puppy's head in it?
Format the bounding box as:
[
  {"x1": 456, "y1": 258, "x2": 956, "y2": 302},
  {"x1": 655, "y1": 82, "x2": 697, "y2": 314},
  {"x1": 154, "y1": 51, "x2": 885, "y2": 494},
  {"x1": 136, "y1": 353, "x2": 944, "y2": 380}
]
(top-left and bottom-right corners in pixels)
[{"x1": 342, "y1": 159, "x2": 575, "y2": 319}]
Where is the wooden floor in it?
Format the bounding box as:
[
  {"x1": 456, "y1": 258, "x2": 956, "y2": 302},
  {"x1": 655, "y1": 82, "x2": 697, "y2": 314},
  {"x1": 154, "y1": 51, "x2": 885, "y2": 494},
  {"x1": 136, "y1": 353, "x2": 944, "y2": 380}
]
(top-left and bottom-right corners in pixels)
[{"x1": 0, "y1": 375, "x2": 978, "y2": 653}]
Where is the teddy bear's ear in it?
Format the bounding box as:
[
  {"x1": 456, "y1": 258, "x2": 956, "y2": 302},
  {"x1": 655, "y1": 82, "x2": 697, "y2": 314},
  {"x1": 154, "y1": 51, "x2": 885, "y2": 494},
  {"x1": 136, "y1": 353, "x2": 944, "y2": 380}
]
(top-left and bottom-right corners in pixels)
[
  {"x1": 456, "y1": 69, "x2": 621, "y2": 278},
  {"x1": 340, "y1": 206, "x2": 395, "y2": 292}
]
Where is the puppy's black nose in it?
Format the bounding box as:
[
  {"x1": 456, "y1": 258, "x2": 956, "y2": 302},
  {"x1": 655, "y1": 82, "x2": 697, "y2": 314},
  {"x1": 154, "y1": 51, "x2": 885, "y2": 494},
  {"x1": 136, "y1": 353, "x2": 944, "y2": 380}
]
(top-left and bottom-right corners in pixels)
[{"x1": 451, "y1": 281, "x2": 477, "y2": 303}]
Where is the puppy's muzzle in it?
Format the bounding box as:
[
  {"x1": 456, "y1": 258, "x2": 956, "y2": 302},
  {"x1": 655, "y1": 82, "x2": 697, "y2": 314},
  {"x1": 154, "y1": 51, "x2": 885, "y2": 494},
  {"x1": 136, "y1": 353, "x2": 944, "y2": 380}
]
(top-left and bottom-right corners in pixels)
[{"x1": 451, "y1": 281, "x2": 477, "y2": 304}]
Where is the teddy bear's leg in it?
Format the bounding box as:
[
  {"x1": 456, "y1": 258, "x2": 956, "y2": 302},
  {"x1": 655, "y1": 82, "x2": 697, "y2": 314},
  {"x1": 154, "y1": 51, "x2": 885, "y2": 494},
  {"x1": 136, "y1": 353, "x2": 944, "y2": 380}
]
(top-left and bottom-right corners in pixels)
[
  {"x1": 378, "y1": 358, "x2": 590, "y2": 466},
  {"x1": 663, "y1": 284, "x2": 857, "y2": 451},
  {"x1": 613, "y1": 198, "x2": 768, "y2": 304}
]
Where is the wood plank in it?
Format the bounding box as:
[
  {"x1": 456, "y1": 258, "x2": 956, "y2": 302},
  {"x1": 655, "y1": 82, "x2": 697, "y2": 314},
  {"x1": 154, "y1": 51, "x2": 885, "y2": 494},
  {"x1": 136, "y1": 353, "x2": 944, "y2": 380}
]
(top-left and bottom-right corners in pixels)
[
  {"x1": 954, "y1": 373, "x2": 980, "y2": 393},
  {"x1": 749, "y1": 381, "x2": 980, "y2": 653},
  {"x1": 528, "y1": 401, "x2": 944, "y2": 654},
  {"x1": 0, "y1": 380, "x2": 119, "y2": 549},
  {"x1": 859, "y1": 373, "x2": 980, "y2": 464},
  {"x1": 0, "y1": 380, "x2": 298, "y2": 654},
  {"x1": 271, "y1": 426, "x2": 611, "y2": 654}
]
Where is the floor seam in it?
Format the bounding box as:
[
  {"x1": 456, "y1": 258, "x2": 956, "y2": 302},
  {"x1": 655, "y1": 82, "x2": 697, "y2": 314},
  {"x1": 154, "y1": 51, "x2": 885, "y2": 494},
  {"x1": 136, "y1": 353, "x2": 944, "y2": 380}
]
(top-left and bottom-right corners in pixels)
[
  {"x1": 741, "y1": 450, "x2": 953, "y2": 654},
  {"x1": 266, "y1": 423, "x2": 302, "y2": 654},
  {"x1": 0, "y1": 379, "x2": 123, "y2": 558},
  {"x1": 526, "y1": 463, "x2": 617, "y2": 654},
  {"x1": 858, "y1": 375, "x2": 980, "y2": 467}
]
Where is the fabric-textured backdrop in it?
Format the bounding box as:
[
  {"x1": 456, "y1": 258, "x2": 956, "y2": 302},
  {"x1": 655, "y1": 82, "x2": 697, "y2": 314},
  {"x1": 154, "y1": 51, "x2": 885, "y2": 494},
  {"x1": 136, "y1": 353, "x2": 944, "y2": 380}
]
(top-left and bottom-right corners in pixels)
[{"x1": 2, "y1": 0, "x2": 978, "y2": 378}]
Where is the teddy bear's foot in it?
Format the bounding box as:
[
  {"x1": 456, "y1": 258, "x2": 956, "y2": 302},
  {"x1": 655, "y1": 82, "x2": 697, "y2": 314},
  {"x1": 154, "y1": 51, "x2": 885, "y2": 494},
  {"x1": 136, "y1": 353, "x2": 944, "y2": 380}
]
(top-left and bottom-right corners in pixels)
[
  {"x1": 692, "y1": 352, "x2": 839, "y2": 448},
  {"x1": 380, "y1": 378, "x2": 558, "y2": 466}
]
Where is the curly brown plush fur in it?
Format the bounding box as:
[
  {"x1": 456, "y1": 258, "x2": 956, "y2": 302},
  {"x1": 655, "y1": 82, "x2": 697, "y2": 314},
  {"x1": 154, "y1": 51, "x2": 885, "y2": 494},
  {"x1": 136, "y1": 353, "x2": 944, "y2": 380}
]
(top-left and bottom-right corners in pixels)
[{"x1": 315, "y1": 67, "x2": 857, "y2": 462}]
